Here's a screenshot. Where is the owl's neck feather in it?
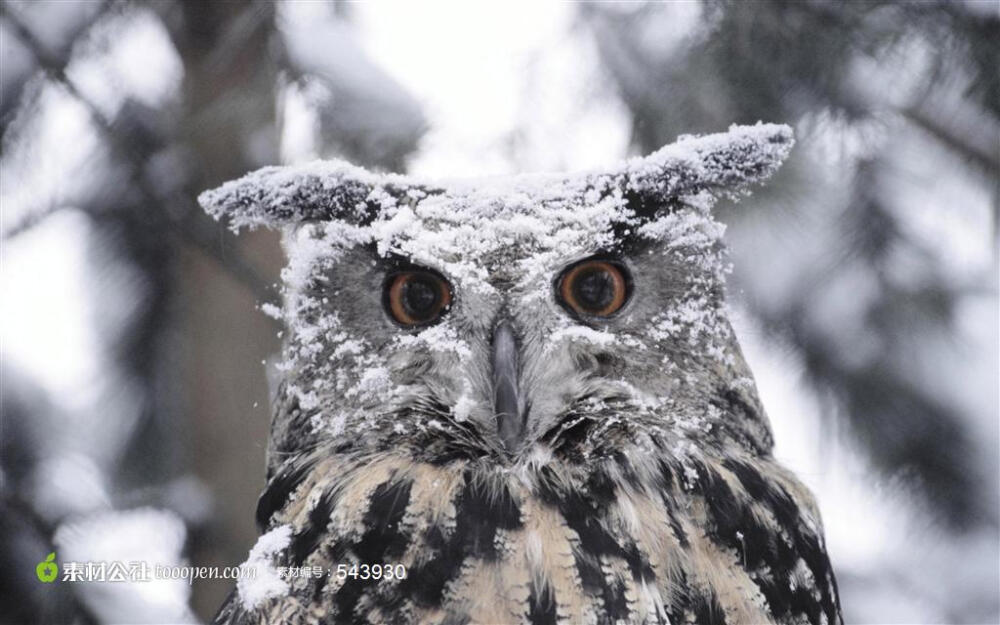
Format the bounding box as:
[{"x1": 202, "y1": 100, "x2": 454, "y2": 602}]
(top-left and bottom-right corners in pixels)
[{"x1": 240, "y1": 442, "x2": 840, "y2": 624}]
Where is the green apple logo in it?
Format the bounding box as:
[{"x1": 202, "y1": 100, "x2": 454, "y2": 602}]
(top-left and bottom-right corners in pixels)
[{"x1": 36, "y1": 552, "x2": 58, "y2": 583}]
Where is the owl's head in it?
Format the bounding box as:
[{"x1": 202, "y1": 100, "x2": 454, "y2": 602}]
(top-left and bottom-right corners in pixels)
[{"x1": 201, "y1": 124, "x2": 792, "y2": 472}]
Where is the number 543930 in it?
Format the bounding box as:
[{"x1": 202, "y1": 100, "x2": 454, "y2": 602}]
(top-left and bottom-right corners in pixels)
[{"x1": 335, "y1": 563, "x2": 407, "y2": 580}]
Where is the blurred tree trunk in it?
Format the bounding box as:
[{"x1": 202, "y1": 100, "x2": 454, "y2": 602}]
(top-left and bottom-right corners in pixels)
[{"x1": 159, "y1": 2, "x2": 283, "y2": 619}]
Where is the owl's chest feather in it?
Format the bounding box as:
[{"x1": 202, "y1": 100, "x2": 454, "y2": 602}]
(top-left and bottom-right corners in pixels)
[{"x1": 219, "y1": 451, "x2": 840, "y2": 625}]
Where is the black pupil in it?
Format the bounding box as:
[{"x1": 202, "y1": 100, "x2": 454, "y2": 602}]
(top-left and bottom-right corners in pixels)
[
  {"x1": 573, "y1": 268, "x2": 614, "y2": 311},
  {"x1": 403, "y1": 276, "x2": 440, "y2": 319}
]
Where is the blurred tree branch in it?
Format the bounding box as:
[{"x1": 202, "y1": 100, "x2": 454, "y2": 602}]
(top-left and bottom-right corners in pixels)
[
  {"x1": 1, "y1": 2, "x2": 273, "y2": 301},
  {"x1": 0, "y1": 0, "x2": 107, "y2": 124},
  {"x1": 902, "y1": 101, "x2": 1000, "y2": 177}
]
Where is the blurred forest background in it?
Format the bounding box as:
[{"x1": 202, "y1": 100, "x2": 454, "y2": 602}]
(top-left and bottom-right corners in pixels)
[{"x1": 0, "y1": 1, "x2": 996, "y2": 623}]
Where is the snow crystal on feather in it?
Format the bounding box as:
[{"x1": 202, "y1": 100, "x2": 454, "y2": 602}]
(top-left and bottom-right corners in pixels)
[
  {"x1": 237, "y1": 524, "x2": 292, "y2": 610},
  {"x1": 198, "y1": 122, "x2": 792, "y2": 231}
]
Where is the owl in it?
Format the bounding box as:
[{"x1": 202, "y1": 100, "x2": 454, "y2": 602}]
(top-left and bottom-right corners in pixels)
[{"x1": 200, "y1": 123, "x2": 842, "y2": 625}]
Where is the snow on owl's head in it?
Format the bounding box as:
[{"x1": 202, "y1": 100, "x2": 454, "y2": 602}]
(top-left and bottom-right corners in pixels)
[{"x1": 200, "y1": 123, "x2": 793, "y2": 471}]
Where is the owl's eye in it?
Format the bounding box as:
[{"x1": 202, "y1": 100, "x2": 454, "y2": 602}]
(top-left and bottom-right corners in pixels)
[
  {"x1": 557, "y1": 259, "x2": 630, "y2": 318},
  {"x1": 385, "y1": 269, "x2": 452, "y2": 326}
]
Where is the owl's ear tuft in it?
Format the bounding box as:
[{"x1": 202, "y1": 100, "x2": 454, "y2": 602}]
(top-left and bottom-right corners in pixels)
[
  {"x1": 622, "y1": 122, "x2": 794, "y2": 204},
  {"x1": 197, "y1": 160, "x2": 441, "y2": 232}
]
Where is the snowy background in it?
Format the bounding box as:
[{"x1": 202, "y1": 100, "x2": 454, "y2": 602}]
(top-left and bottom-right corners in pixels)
[{"x1": 1, "y1": 1, "x2": 997, "y2": 623}]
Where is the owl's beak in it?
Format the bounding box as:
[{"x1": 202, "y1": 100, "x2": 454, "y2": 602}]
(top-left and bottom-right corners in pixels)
[{"x1": 492, "y1": 319, "x2": 524, "y2": 451}]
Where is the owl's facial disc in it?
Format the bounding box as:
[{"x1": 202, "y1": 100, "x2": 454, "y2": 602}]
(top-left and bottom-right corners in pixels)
[{"x1": 197, "y1": 123, "x2": 794, "y2": 468}]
